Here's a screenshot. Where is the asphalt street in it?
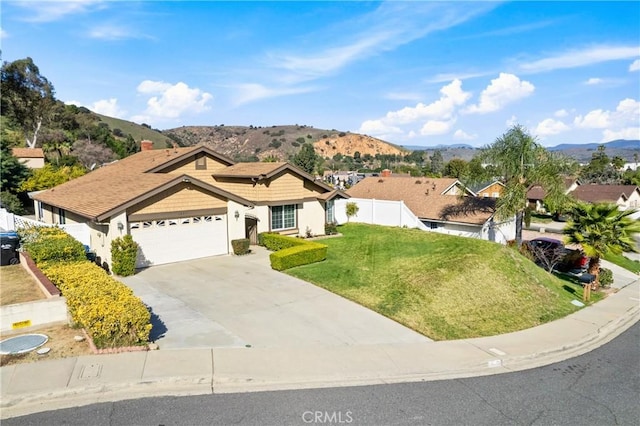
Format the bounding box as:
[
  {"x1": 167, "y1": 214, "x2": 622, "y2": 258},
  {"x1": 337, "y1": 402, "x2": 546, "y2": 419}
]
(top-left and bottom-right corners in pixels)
[{"x1": 5, "y1": 322, "x2": 639, "y2": 426}]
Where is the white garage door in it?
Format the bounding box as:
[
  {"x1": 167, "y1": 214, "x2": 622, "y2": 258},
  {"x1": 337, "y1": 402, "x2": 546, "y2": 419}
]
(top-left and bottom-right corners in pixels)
[{"x1": 130, "y1": 214, "x2": 228, "y2": 268}]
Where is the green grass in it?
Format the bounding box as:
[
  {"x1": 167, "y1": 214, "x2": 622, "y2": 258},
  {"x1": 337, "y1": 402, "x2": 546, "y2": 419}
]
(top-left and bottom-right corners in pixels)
[
  {"x1": 603, "y1": 252, "x2": 640, "y2": 273},
  {"x1": 95, "y1": 113, "x2": 174, "y2": 148},
  {"x1": 287, "y1": 223, "x2": 601, "y2": 341},
  {"x1": 529, "y1": 212, "x2": 553, "y2": 224}
]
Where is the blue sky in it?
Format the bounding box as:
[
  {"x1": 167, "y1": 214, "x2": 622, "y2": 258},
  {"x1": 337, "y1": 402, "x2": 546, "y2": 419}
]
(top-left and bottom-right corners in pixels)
[{"x1": 2, "y1": 1, "x2": 639, "y2": 148}]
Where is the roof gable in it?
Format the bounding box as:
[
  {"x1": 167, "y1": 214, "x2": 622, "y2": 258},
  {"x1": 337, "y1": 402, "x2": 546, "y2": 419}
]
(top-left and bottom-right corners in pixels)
[
  {"x1": 146, "y1": 145, "x2": 234, "y2": 173},
  {"x1": 347, "y1": 176, "x2": 493, "y2": 225},
  {"x1": 571, "y1": 184, "x2": 639, "y2": 204}
]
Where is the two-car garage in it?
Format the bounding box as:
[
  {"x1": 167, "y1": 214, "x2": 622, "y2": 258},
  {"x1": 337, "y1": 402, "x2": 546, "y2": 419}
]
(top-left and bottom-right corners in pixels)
[{"x1": 130, "y1": 214, "x2": 229, "y2": 268}]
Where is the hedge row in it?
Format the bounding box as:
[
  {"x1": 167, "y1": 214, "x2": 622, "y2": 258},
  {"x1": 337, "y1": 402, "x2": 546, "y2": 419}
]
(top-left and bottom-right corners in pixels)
[
  {"x1": 19, "y1": 226, "x2": 86, "y2": 264},
  {"x1": 40, "y1": 261, "x2": 152, "y2": 348},
  {"x1": 259, "y1": 233, "x2": 327, "y2": 271}
]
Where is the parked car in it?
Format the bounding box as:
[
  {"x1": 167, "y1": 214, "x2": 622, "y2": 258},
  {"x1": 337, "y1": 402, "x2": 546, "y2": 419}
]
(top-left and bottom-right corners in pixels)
[{"x1": 522, "y1": 237, "x2": 588, "y2": 273}]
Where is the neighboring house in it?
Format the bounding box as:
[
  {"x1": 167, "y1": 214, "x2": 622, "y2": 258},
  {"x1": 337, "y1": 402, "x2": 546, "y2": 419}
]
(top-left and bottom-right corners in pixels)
[
  {"x1": 345, "y1": 176, "x2": 515, "y2": 243},
  {"x1": 31, "y1": 143, "x2": 347, "y2": 269},
  {"x1": 570, "y1": 184, "x2": 640, "y2": 210},
  {"x1": 527, "y1": 177, "x2": 580, "y2": 212},
  {"x1": 12, "y1": 147, "x2": 45, "y2": 169},
  {"x1": 469, "y1": 180, "x2": 505, "y2": 198}
]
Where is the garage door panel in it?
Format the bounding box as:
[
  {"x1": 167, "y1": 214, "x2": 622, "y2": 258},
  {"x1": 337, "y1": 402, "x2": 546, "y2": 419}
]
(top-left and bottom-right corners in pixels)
[{"x1": 131, "y1": 215, "x2": 228, "y2": 267}]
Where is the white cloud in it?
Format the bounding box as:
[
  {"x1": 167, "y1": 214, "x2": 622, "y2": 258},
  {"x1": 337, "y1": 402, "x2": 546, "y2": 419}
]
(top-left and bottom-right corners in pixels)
[
  {"x1": 358, "y1": 79, "x2": 471, "y2": 137},
  {"x1": 554, "y1": 109, "x2": 568, "y2": 118},
  {"x1": 519, "y1": 45, "x2": 640, "y2": 73},
  {"x1": 420, "y1": 119, "x2": 455, "y2": 136},
  {"x1": 88, "y1": 24, "x2": 151, "y2": 41},
  {"x1": 602, "y1": 127, "x2": 640, "y2": 141},
  {"x1": 64, "y1": 98, "x2": 126, "y2": 118},
  {"x1": 535, "y1": 118, "x2": 570, "y2": 136},
  {"x1": 266, "y1": 2, "x2": 495, "y2": 84},
  {"x1": 134, "y1": 80, "x2": 212, "y2": 122},
  {"x1": 506, "y1": 115, "x2": 518, "y2": 127},
  {"x1": 465, "y1": 73, "x2": 535, "y2": 114},
  {"x1": 232, "y1": 83, "x2": 316, "y2": 106},
  {"x1": 0, "y1": 28, "x2": 8, "y2": 39},
  {"x1": 574, "y1": 109, "x2": 611, "y2": 128},
  {"x1": 585, "y1": 78, "x2": 603, "y2": 85},
  {"x1": 615, "y1": 98, "x2": 640, "y2": 121},
  {"x1": 630, "y1": 59, "x2": 640, "y2": 72},
  {"x1": 91, "y1": 98, "x2": 126, "y2": 118},
  {"x1": 453, "y1": 129, "x2": 477, "y2": 140},
  {"x1": 359, "y1": 120, "x2": 403, "y2": 136},
  {"x1": 15, "y1": 0, "x2": 105, "y2": 23},
  {"x1": 385, "y1": 79, "x2": 471, "y2": 124}
]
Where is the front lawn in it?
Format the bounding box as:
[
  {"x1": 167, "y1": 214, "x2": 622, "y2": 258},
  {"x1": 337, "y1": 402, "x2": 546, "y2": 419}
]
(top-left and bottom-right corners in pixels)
[
  {"x1": 287, "y1": 223, "x2": 597, "y2": 341},
  {"x1": 0, "y1": 265, "x2": 45, "y2": 305},
  {"x1": 603, "y1": 252, "x2": 640, "y2": 274}
]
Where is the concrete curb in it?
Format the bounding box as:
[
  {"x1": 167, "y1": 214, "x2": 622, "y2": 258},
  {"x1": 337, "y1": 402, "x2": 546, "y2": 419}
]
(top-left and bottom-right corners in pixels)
[{"x1": 2, "y1": 306, "x2": 637, "y2": 420}]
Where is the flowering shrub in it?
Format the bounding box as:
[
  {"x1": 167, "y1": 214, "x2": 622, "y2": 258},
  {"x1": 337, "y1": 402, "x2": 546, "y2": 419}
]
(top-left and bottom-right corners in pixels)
[
  {"x1": 19, "y1": 226, "x2": 86, "y2": 264},
  {"x1": 41, "y1": 261, "x2": 152, "y2": 348},
  {"x1": 111, "y1": 234, "x2": 139, "y2": 276}
]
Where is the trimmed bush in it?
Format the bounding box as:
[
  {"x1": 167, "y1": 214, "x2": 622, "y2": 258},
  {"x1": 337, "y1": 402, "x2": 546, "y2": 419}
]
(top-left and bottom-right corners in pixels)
[
  {"x1": 231, "y1": 238, "x2": 250, "y2": 255},
  {"x1": 41, "y1": 261, "x2": 152, "y2": 348},
  {"x1": 325, "y1": 222, "x2": 338, "y2": 235},
  {"x1": 259, "y1": 232, "x2": 327, "y2": 270},
  {"x1": 20, "y1": 226, "x2": 86, "y2": 264},
  {"x1": 270, "y1": 242, "x2": 327, "y2": 271},
  {"x1": 599, "y1": 267, "x2": 613, "y2": 288},
  {"x1": 111, "y1": 235, "x2": 139, "y2": 276}
]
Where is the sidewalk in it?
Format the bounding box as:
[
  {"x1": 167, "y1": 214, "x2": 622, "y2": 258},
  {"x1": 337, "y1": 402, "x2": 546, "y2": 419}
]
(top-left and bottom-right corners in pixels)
[{"x1": 1, "y1": 278, "x2": 638, "y2": 419}]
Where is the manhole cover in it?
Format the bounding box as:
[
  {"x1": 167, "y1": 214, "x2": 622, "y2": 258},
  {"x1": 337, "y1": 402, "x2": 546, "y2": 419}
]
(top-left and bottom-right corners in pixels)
[{"x1": 0, "y1": 334, "x2": 48, "y2": 355}]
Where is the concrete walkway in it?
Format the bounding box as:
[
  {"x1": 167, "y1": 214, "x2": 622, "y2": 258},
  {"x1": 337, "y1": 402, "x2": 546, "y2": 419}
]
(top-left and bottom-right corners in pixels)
[{"x1": 1, "y1": 256, "x2": 638, "y2": 419}]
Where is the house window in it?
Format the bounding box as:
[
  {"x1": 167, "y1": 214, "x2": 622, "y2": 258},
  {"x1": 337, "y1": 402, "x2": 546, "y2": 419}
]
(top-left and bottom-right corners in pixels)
[
  {"x1": 492, "y1": 192, "x2": 499, "y2": 198},
  {"x1": 326, "y1": 200, "x2": 335, "y2": 223},
  {"x1": 58, "y1": 208, "x2": 66, "y2": 225},
  {"x1": 271, "y1": 204, "x2": 296, "y2": 230},
  {"x1": 195, "y1": 154, "x2": 207, "y2": 170},
  {"x1": 37, "y1": 202, "x2": 43, "y2": 221},
  {"x1": 428, "y1": 221, "x2": 439, "y2": 230}
]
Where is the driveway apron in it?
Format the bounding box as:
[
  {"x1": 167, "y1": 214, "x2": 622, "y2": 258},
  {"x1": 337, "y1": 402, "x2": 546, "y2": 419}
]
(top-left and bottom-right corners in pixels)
[{"x1": 119, "y1": 247, "x2": 430, "y2": 349}]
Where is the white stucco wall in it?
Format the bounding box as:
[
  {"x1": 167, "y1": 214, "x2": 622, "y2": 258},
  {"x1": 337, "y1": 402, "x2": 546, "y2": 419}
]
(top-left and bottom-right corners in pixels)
[
  {"x1": 299, "y1": 200, "x2": 326, "y2": 237},
  {"x1": 227, "y1": 200, "x2": 248, "y2": 250}
]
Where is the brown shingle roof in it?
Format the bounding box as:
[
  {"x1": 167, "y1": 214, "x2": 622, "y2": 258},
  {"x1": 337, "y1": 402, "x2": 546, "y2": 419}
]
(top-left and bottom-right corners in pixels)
[
  {"x1": 571, "y1": 184, "x2": 639, "y2": 204},
  {"x1": 33, "y1": 147, "x2": 201, "y2": 220},
  {"x1": 12, "y1": 148, "x2": 44, "y2": 158},
  {"x1": 347, "y1": 177, "x2": 493, "y2": 225}
]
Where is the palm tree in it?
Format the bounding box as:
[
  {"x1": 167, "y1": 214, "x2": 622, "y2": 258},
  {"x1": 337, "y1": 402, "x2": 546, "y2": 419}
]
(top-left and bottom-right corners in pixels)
[
  {"x1": 564, "y1": 203, "x2": 640, "y2": 289},
  {"x1": 480, "y1": 125, "x2": 571, "y2": 244}
]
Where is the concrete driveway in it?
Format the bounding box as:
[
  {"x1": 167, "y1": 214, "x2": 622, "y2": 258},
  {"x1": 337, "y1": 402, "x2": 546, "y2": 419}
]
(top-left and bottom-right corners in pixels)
[{"x1": 119, "y1": 247, "x2": 430, "y2": 349}]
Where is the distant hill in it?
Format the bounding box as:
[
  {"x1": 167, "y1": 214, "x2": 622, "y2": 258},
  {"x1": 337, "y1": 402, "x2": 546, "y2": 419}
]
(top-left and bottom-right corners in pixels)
[
  {"x1": 95, "y1": 114, "x2": 174, "y2": 148},
  {"x1": 548, "y1": 139, "x2": 640, "y2": 163},
  {"x1": 162, "y1": 125, "x2": 405, "y2": 162}
]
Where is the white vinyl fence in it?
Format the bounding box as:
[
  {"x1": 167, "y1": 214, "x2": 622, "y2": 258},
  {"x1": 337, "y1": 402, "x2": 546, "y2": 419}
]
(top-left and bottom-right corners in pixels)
[
  {"x1": 0, "y1": 208, "x2": 90, "y2": 246},
  {"x1": 335, "y1": 198, "x2": 428, "y2": 230}
]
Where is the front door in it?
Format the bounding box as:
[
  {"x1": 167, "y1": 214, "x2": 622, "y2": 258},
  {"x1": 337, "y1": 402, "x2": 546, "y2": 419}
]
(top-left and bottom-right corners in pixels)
[{"x1": 245, "y1": 217, "x2": 258, "y2": 245}]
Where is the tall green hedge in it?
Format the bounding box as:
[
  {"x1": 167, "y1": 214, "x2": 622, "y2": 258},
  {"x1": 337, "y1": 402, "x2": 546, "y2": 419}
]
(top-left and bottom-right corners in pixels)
[
  {"x1": 111, "y1": 234, "x2": 139, "y2": 276},
  {"x1": 259, "y1": 232, "x2": 327, "y2": 271}
]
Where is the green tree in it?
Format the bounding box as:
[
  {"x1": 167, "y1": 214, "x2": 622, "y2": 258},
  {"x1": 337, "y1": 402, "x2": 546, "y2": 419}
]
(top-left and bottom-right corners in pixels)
[
  {"x1": 0, "y1": 138, "x2": 30, "y2": 193},
  {"x1": 481, "y1": 125, "x2": 568, "y2": 244},
  {"x1": 20, "y1": 164, "x2": 86, "y2": 192},
  {"x1": 564, "y1": 203, "x2": 640, "y2": 289},
  {"x1": 292, "y1": 143, "x2": 319, "y2": 174},
  {"x1": 429, "y1": 150, "x2": 444, "y2": 175},
  {"x1": 345, "y1": 202, "x2": 359, "y2": 222},
  {"x1": 1, "y1": 57, "x2": 56, "y2": 148},
  {"x1": 579, "y1": 144, "x2": 621, "y2": 184},
  {"x1": 443, "y1": 158, "x2": 469, "y2": 179}
]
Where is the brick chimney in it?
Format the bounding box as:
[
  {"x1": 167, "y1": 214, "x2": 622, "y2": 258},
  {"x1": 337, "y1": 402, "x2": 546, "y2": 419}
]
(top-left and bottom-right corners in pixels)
[
  {"x1": 140, "y1": 140, "x2": 154, "y2": 151},
  {"x1": 381, "y1": 169, "x2": 392, "y2": 177}
]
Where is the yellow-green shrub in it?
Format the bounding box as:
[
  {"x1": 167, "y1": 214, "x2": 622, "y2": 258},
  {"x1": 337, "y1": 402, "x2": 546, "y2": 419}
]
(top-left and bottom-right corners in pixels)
[
  {"x1": 20, "y1": 226, "x2": 86, "y2": 264},
  {"x1": 260, "y1": 233, "x2": 327, "y2": 271},
  {"x1": 41, "y1": 261, "x2": 152, "y2": 348},
  {"x1": 111, "y1": 235, "x2": 139, "y2": 276}
]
